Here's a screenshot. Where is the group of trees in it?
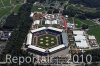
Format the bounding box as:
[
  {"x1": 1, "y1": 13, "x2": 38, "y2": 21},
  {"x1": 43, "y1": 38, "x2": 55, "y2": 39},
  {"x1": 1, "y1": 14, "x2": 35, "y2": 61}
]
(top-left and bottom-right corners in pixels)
[
  {"x1": 0, "y1": 0, "x2": 36, "y2": 66},
  {"x1": 70, "y1": 0, "x2": 100, "y2": 7},
  {"x1": 66, "y1": 0, "x2": 100, "y2": 19}
]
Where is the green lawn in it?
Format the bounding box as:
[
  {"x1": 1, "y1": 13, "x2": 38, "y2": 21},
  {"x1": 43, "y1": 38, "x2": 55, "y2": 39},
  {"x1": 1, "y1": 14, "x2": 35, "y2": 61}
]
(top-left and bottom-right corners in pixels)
[
  {"x1": 3, "y1": 0, "x2": 11, "y2": 6},
  {"x1": 0, "y1": 1, "x2": 3, "y2": 8},
  {"x1": 74, "y1": 18, "x2": 96, "y2": 28},
  {"x1": 0, "y1": 7, "x2": 12, "y2": 18},
  {"x1": 37, "y1": 34, "x2": 57, "y2": 49},
  {"x1": 11, "y1": 0, "x2": 24, "y2": 5},
  {"x1": 31, "y1": 5, "x2": 45, "y2": 12},
  {"x1": 12, "y1": 5, "x2": 21, "y2": 13}
]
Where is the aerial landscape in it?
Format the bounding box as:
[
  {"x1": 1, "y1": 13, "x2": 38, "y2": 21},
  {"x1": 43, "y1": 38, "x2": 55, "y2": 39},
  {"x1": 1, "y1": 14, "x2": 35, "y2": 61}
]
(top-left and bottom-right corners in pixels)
[{"x1": 0, "y1": 0, "x2": 100, "y2": 66}]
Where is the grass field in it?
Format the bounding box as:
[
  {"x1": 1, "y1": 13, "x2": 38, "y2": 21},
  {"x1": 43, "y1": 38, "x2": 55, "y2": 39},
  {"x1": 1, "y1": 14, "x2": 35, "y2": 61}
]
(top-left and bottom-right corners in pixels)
[
  {"x1": 37, "y1": 34, "x2": 57, "y2": 49},
  {"x1": 31, "y1": 5, "x2": 45, "y2": 12},
  {"x1": 3, "y1": 0, "x2": 11, "y2": 6},
  {"x1": 88, "y1": 25, "x2": 100, "y2": 43},
  {"x1": 0, "y1": 0, "x2": 24, "y2": 18},
  {"x1": 0, "y1": 7, "x2": 12, "y2": 18},
  {"x1": 74, "y1": 18, "x2": 96, "y2": 28}
]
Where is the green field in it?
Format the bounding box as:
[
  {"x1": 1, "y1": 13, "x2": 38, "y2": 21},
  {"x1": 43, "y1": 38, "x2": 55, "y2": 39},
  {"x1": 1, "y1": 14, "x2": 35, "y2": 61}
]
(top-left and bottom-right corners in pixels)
[
  {"x1": 0, "y1": 7, "x2": 12, "y2": 18},
  {"x1": 31, "y1": 5, "x2": 45, "y2": 12},
  {"x1": 74, "y1": 18, "x2": 96, "y2": 28},
  {"x1": 37, "y1": 34, "x2": 57, "y2": 49},
  {"x1": 88, "y1": 25, "x2": 100, "y2": 43},
  {"x1": 11, "y1": 0, "x2": 24, "y2": 5}
]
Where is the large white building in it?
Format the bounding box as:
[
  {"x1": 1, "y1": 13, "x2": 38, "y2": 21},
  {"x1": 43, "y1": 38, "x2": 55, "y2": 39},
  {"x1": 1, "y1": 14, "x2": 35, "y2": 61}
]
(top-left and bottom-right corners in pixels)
[{"x1": 73, "y1": 30, "x2": 89, "y2": 48}]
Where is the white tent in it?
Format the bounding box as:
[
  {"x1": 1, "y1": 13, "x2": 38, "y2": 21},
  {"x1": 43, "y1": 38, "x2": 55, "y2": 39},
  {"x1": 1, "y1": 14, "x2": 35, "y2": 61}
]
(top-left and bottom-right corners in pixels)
[
  {"x1": 33, "y1": 20, "x2": 40, "y2": 25},
  {"x1": 52, "y1": 20, "x2": 58, "y2": 24},
  {"x1": 73, "y1": 31, "x2": 84, "y2": 35},
  {"x1": 45, "y1": 20, "x2": 51, "y2": 24}
]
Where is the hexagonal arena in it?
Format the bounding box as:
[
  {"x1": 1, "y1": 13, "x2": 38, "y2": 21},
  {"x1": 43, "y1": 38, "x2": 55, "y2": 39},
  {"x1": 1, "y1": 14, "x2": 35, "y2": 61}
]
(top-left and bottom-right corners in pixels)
[{"x1": 26, "y1": 27, "x2": 68, "y2": 55}]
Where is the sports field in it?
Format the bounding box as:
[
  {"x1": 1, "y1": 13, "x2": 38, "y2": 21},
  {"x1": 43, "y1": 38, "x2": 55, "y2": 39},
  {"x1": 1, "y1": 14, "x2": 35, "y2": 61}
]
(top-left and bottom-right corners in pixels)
[{"x1": 37, "y1": 34, "x2": 57, "y2": 49}]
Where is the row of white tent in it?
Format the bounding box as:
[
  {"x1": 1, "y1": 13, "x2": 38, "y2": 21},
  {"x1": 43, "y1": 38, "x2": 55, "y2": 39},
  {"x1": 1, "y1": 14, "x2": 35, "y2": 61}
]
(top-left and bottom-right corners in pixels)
[
  {"x1": 33, "y1": 20, "x2": 59, "y2": 25},
  {"x1": 45, "y1": 20, "x2": 58, "y2": 24},
  {"x1": 73, "y1": 30, "x2": 89, "y2": 48}
]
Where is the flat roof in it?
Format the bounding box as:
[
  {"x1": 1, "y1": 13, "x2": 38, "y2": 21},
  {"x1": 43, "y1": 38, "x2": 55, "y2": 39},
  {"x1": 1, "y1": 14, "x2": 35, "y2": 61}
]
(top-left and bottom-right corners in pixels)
[
  {"x1": 73, "y1": 30, "x2": 84, "y2": 35},
  {"x1": 73, "y1": 30, "x2": 89, "y2": 48},
  {"x1": 76, "y1": 40, "x2": 88, "y2": 48},
  {"x1": 88, "y1": 35, "x2": 96, "y2": 39}
]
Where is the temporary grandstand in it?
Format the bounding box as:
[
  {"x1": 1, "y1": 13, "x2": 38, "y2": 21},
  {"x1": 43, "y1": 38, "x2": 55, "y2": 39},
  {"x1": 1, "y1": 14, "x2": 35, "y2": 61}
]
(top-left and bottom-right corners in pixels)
[
  {"x1": 26, "y1": 27, "x2": 68, "y2": 54},
  {"x1": 73, "y1": 30, "x2": 89, "y2": 48}
]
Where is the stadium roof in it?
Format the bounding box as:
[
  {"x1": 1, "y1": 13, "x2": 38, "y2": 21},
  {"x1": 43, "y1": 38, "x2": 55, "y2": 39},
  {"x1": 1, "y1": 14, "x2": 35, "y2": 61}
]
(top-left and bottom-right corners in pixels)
[
  {"x1": 62, "y1": 32, "x2": 68, "y2": 46},
  {"x1": 48, "y1": 27, "x2": 63, "y2": 32},
  {"x1": 31, "y1": 27, "x2": 46, "y2": 33},
  {"x1": 49, "y1": 45, "x2": 65, "y2": 52},
  {"x1": 28, "y1": 45, "x2": 46, "y2": 52},
  {"x1": 31, "y1": 27, "x2": 63, "y2": 33},
  {"x1": 26, "y1": 33, "x2": 32, "y2": 45}
]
